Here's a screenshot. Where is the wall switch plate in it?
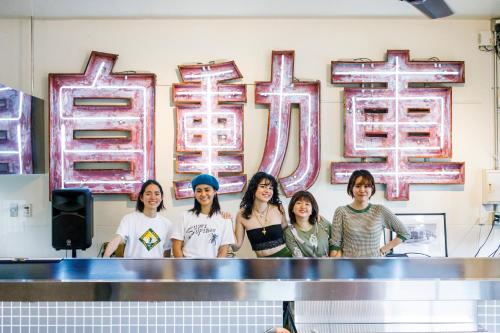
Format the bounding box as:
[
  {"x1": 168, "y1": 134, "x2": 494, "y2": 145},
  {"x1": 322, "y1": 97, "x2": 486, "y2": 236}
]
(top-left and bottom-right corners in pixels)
[
  {"x1": 482, "y1": 170, "x2": 500, "y2": 204},
  {"x1": 22, "y1": 204, "x2": 32, "y2": 217},
  {"x1": 9, "y1": 203, "x2": 18, "y2": 217}
]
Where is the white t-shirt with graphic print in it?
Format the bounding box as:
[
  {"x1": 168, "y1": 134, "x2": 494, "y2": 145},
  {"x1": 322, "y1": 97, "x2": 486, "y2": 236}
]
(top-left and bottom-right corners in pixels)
[
  {"x1": 171, "y1": 211, "x2": 235, "y2": 258},
  {"x1": 116, "y1": 211, "x2": 173, "y2": 258}
]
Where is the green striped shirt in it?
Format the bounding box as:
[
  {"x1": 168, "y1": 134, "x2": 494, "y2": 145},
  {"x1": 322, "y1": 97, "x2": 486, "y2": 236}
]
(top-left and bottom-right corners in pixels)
[{"x1": 332, "y1": 204, "x2": 409, "y2": 257}]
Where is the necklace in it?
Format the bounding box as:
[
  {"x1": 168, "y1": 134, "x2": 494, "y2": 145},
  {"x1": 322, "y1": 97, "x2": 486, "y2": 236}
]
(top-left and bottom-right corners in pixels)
[{"x1": 253, "y1": 204, "x2": 269, "y2": 235}]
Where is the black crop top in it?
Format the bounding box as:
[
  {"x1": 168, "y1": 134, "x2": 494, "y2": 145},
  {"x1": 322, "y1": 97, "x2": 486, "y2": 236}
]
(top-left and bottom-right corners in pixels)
[{"x1": 246, "y1": 224, "x2": 285, "y2": 251}]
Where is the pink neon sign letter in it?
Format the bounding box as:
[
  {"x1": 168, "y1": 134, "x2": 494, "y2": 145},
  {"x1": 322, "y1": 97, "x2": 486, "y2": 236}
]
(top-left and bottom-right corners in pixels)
[
  {"x1": 49, "y1": 51, "x2": 156, "y2": 200},
  {"x1": 172, "y1": 61, "x2": 247, "y2": 199},
  {"x1": 331, "y1": 50, "x2": 465, "y2": 200},
  {"x1": 0, "y1": 85, "x2": 33, "y2": 174},
  {"x1": 256, "y1": 51, "x2": 321, "y2": 197}
]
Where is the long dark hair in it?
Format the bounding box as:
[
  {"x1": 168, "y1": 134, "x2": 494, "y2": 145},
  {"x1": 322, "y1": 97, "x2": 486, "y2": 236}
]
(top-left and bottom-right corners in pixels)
[
  {"x1": 288, "y1": 190, "x2": 319, "y2": 225},
  {"x1": 240, "y1": 172, "x2": 282, "y2": 219},
  {"x1": 189, "y1": 187, "x2": 221, "y2": 217},
  {"x1": 136, "y1": 179, "x2": 165, "y2": 212},
  {"x1": 347, "y1": 169, "x2": 376, "y2": 198}
]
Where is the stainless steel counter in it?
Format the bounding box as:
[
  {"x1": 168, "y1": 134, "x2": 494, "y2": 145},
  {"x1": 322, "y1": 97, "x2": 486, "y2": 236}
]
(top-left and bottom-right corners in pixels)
[{"x1": 0, "y1": 258, "x2": 499, "y2": 301}]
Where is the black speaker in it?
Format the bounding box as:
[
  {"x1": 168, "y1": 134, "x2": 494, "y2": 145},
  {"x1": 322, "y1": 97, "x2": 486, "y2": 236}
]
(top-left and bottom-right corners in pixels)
[{"x1": 52, "y1": 188, "x2": 93, "y2": 252}]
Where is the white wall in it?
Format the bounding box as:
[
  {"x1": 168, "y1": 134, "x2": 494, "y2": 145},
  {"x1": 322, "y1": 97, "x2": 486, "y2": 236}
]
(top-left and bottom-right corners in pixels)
[
  {"x1": 0, "y1": 18, "x2": 498, "y2": 258},
  {"x1": 0, "y1": 19, "x2": 31, "y2": 92}
]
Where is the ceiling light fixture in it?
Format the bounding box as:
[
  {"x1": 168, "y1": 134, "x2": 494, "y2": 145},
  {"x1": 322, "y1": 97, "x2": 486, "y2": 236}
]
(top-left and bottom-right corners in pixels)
[{"x1": 402, "y1": 0, "x2": 454, "y2": 19}]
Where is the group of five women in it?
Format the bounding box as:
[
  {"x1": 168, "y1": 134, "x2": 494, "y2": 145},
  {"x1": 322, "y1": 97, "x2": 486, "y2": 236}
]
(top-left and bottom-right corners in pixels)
[{"x1": 104, "y1": 170, "x2": 410, "y2": 258}]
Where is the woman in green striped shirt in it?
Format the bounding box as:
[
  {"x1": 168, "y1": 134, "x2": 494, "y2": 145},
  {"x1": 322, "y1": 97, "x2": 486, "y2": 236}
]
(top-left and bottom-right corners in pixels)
[{"x1": 331, "y1": 170, "x2": 410, "y2": 258}]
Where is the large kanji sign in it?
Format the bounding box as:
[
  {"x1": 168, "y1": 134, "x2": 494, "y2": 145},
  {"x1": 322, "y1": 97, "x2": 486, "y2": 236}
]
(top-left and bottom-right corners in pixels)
[
  {"x1": 256, "y1": 51, "x2": 321, "y2": 197},
  {"x1": 331, "y1": 50, "x2": 465, "y2": 200},
  {"x1": 0, "y1": 85, "x2": 33, "y2": 174},
  {"x1": 49, "y1": 51, "x2": 156, "y2": 200},
  {"x1": 172, "y1": 61, "x2": 247, "y2": 199}
]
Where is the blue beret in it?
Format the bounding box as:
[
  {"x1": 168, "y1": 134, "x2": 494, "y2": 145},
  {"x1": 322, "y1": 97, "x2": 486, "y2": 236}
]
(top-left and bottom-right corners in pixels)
[{"x1": 191, "y1": 174, "x2": 219, "y2": 191}]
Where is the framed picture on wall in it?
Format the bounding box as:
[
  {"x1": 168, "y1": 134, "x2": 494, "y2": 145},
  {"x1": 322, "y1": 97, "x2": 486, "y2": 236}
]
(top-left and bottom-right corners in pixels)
[{"x1": 390, "y1": 213, "x2": 448, "y2": 257}]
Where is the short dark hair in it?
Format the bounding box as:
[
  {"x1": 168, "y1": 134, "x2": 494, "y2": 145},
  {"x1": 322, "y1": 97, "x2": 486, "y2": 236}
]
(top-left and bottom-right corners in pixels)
[
  {"x1": 240, "y1": 172, "x2": 283, "y2": 219},
  {"x1": 136, "y1": 179, "x2": 165, "y2": 212},
  {"x1": 347, "y1": 169, "x2": 376, "y2": 198},
  {"x1": 288, "y1": 190, "x2": 319, "y2": 225}
]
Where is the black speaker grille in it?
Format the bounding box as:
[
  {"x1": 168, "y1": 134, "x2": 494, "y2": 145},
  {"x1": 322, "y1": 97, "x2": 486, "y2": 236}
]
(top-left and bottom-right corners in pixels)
[
  {"x1": 52, "y1": 189, "x2": 93, "y2": 250},
  {"x1": 52, "y1": 214, "x2": 88, "y2": 249},
  {"x1": 52, "y1": 192, "x2": 86, "y2": 212}
]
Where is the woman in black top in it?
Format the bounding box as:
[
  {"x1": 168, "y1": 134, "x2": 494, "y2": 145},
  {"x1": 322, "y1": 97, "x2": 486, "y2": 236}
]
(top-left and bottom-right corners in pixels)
[{"x1": 234, "y1": 172, "x2": 291, "y2": 257}]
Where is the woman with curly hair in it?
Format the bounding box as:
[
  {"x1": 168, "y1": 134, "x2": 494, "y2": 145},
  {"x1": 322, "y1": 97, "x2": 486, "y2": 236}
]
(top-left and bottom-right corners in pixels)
[{"x1": 233, "y1": 172, "x2": 292, "y2": 257}]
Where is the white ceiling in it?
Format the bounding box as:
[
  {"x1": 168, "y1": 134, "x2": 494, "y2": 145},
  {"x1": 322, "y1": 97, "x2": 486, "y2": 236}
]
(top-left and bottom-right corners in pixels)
[{"x1": 1, "y1": 0, "x2": 500, "y2": 19}]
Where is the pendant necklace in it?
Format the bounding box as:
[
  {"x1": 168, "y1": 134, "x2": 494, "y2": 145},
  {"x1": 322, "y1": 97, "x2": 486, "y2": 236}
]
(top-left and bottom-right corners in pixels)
[{"x1": 254, "y1": 204, "x2": 269, "y2": 235}]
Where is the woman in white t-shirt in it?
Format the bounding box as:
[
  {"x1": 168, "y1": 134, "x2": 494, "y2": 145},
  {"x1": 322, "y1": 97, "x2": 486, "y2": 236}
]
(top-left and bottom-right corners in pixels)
[
  {"x1": 103, "y1": 180, "x2": 173, "y2": 258},
  {"x1": 172, "y1": 174, "x2": 235, "y2": 258}
]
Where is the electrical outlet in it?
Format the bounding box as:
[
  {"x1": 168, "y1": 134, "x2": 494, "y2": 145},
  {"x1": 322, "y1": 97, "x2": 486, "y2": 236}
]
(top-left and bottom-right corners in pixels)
[
  {"x1": 22, "y1": 204, "x2": 32, "y2": 217},
  {"x1": 477, "y1": 210, "x2": 494, "y2": 225},
  {"x1": 479, "y1": 31, "x2": 493, "y2": 47},
  {"x1": 9, "y1": 203, "x2": 18, "y2": 217}
]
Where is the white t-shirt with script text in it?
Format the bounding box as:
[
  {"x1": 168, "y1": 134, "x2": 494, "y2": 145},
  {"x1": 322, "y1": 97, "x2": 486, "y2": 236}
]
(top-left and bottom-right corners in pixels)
[{"x1": 172, "y1": 211, "x2": 234, "y2": 258}]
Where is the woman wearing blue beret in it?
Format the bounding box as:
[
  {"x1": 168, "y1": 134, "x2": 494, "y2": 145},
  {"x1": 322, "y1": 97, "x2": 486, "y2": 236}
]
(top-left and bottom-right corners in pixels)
[{"x1": 172, "y1": 174, "x2": 235, "y2": 258}]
